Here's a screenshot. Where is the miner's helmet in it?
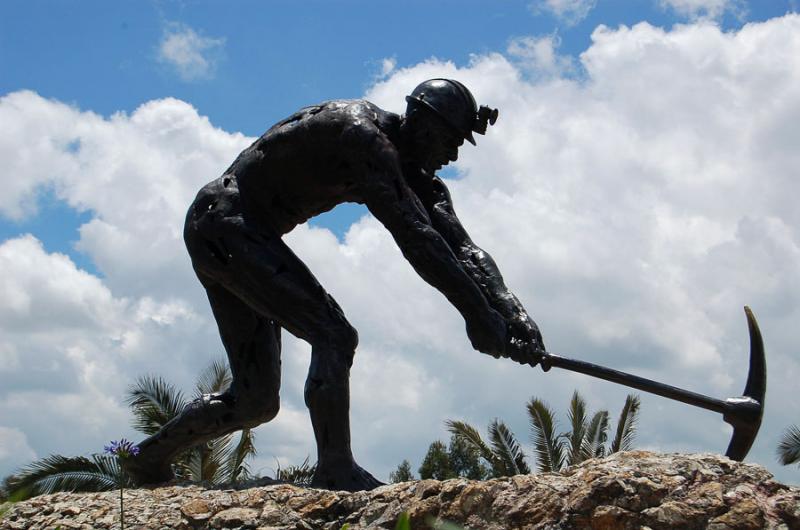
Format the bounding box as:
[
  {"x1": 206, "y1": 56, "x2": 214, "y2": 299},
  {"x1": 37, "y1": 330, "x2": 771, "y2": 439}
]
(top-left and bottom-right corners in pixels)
[{"x1": 405, "y1": 78, "x2": 499, "y2": 145}]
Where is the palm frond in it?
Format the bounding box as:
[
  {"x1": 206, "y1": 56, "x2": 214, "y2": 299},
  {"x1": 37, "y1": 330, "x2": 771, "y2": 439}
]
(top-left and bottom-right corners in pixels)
[
  {"x1": 92, "y1": 454, "x2": 132, "y2": 486},
  {"x1": 582, "y1": 410, "x2": 609, "y2": 460},
  {"x1": 777, "y1": 425, "x2": 800, "y2": 466},
  {"x1": 205, "y1": 434, "x2": 234, "y2": 484},
  {"x1": 7, "y1": 454, "x2": 123, "y2": 500},
  {"x1": 178, "y1": 434, "x2": 234, "y2": 484},
  {"x1": 565, "y1": 391, "x2": 588, "y2": 466},
  {"x1": 275, "y1": 456, "x2": 316, "y2": 486},
  {"x1": 526, "y1": 398, "x2": 564, "y2": 472},
  {"x1": 125, "y1": 375, "x2": 186, "y2": 435},
  {"x1": 178, "y1": 447, "x2": 204, "y2": 483},
  {"x1": 445, "y1": 420, "x2": 497, "y2": 469},
  {"x1": 610, "y1": 394, "x2": 640, "y2": 453},
  {"x1": 224, "y1": 428, "x2": 257, "y2": 483},
  {"x1": 487, "y1": 419, "x2": 530, "y2": 476},
  {"x1": 195, "y1": 358, "x2": 232, "y2": 397}
]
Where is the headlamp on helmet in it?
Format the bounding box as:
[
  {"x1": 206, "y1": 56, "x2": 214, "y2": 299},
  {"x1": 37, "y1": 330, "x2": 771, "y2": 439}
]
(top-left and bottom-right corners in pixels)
[
  {"x1": 405, "y1": 79, "x2": 499, "y2": 145},
  {"x1": 474, "y1": 105, "x2": 499, "y2": 136}
]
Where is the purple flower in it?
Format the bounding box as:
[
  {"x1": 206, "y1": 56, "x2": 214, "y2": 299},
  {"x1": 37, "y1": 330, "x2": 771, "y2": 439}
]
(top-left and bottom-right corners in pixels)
[{"x1": 104, "y1": 439, "x2": 140, "y2": 459}]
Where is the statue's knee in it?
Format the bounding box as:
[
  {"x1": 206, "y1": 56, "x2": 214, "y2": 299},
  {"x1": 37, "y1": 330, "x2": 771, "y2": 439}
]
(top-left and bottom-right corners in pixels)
[
  {"x1": 262, "y1": 397, "x2": 280, "y2": 423},
  {"x1": 345, "y1": 323, "x2": 359, "y2": 351},
  {"x1": 241, "y1": 394, "x2": 280, "y2": 428},
  {"x1": 329, "y1": 322, "x2": 358, "y2": 352}
]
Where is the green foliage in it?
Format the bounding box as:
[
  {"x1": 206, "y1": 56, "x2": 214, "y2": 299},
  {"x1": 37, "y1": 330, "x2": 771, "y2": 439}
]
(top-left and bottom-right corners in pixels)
[
  {"x1": 394, "y1": 512, "x2": 411, "y2": 530},
  {"x1": 610, "y1": 394, "x2": 641, "y2": 454},
  {"x1": 530, "y1": 391, "x2": 640, "y2": 472},
  {"x1": 4, "y1": 358, "x2": 257, "y2": 500},
  {"x1": 447, "y1": 435, "x2": 490, "y2": 480},
  {"x1": 565, "y1": 392, "x2": 588, "y2": 466},
  {"x1": 488, "y1": 419, "x2": 531, "y2": 476},
  {"x1": 194, "y1": 358, "x2": 232, "y2": 398},
  {"x1": 275, "y1": 456, "x2": 316, "y2": 486},
  {"x1": 527, "y1": 397, "x2": 565, "y2": 472},
  {"x1": 446, "y1": 390, "x2": 640, "y2": 476},
  {"x1": 389, "y1": 459, "x2": 415, "y2": 483},
  {"x1": 580, "y1": 410, "x2": 609, "y2": 461},
  {"x1": 777, "y1": 425, "x2": 800, "y2": 466},
  {"x1": 126, "y1": 358, "x2": 256, "y2": 485},
  {"x1": 407, "y1": 432, "x2": 490, "y2": 482},
  {"x1": 447, "y1": 419, "x2": 527, "y2": 478},
  {"x1": 445, "y1": 420, "x2": 496, "y2": 468},
  {"x1": 125, "y1": 375, "x2": 185, "y2": 436},
  {"x1": 3, "y1": 454, "x2": 128, "y2": 500},
  {"x1": 418, "y1": 440, "x2": 452, "y2": 480},
  {"x1": 225, "y1": 428, "x2": 257, "y2": 483}
]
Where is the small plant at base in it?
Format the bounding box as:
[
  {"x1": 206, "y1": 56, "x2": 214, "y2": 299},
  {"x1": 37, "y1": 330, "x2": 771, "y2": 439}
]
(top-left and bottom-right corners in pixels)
[{"x1": 104, "y1": 439, "x2": 139, "y2": 530}]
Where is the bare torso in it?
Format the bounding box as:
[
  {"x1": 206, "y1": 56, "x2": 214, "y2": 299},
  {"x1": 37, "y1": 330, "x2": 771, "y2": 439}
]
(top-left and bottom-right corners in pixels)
[{"x1": 224, "y1": 100, "x2": 402, "y2": 235}]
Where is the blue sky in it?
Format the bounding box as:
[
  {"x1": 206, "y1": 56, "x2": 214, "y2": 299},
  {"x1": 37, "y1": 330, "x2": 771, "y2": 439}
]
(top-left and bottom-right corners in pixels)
[
  {"x1": 2, "y1": 0, "x2": 800, "y2": 486},
  {"x1": 1, "y1": 0, "x2": 794, "y2": 269}
]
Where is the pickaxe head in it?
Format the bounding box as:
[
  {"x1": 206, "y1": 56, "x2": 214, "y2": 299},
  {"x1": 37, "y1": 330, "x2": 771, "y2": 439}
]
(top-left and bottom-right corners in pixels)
[{"x1": 722, "y1": 306, "x2": 766, "y2": 461}]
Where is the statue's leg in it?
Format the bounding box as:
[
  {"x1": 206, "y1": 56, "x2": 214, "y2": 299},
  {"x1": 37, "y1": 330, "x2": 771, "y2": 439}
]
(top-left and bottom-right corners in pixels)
[
  {"x1": 124, "y1": 282, "x2": 281, "y2": 485},
  {"x1": 180, "y1": 203, "x2": 381, "y2": 491},
  {"x1": 208, "y1": 236, "x2": 382, "y2": 491}
]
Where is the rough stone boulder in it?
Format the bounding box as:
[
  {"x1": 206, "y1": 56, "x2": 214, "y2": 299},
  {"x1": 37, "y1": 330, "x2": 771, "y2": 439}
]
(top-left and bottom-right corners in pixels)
[{"x1": 1, "y1": 451, "x2": 798, "y2": 529}]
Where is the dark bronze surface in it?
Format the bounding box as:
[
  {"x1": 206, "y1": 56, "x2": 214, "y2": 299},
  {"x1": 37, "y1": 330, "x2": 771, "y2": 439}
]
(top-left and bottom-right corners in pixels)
[
  {"x1": 124, "y1": 80, "x2": 540, "y2": 491},
  {"x1": 124, "y1": 79, "x2": 765, "y2": 489}
]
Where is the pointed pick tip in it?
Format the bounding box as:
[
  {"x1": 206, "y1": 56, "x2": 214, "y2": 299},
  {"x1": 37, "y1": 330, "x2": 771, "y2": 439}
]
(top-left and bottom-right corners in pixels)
[{"x1": 742, "y1": 305, "x2": 766, "y2": 398}]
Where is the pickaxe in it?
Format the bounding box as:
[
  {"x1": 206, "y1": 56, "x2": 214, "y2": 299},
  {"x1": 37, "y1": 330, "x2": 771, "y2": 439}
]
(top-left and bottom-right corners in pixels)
[{"x1": 537, "y1": 306, "x2": 766, "y2": 461}]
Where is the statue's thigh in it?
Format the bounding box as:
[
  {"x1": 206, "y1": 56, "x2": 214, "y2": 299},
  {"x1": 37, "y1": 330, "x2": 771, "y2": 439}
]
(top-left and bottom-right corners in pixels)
[
  {"x1": 198, "y1": 222, "x2": 353, "y2": 346},
  {"x1": 203, "y1": 281, "x2": 282, "y2": 396}
]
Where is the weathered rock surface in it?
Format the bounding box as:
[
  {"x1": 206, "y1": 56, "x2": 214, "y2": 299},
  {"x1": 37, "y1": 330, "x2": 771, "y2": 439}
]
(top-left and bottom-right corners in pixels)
[{"x1": 1, "y1": 452, "x2": 798, "y2": 529}]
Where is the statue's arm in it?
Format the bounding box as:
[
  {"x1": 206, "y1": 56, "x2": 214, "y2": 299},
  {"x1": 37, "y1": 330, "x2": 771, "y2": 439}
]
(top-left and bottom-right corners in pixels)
[
  {"x1": 358, "y1": 144, "x2": 508, "y2": 358},
  {"x1": 427, "y1": 177, "x2": 545, "y2": 358}
]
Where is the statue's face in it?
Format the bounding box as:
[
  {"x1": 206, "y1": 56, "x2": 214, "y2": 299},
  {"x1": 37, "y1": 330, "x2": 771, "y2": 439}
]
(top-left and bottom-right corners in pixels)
[{"x1": 408, "y1": 109, "x2": 465, "y2": 173}]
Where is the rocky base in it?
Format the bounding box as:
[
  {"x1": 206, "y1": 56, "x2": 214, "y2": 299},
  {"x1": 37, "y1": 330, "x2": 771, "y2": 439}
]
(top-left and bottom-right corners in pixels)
[{"x1": 2, "y1": 452, "x2": 799, "y2": 529}]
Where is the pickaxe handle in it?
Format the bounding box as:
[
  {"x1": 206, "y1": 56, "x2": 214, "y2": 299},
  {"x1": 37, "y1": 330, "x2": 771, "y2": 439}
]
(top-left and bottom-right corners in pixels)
[
  {"x1": 537, "y1": 307, "x2": 766, "y2": 461},
  {"x1": 540, "y1": 353, "x2": 730, "y2": 413}
]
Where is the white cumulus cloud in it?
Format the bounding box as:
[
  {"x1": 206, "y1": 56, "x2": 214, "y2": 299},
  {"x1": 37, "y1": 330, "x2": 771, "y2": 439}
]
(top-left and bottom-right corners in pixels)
[
  {"x1": 158, "y1": 23, "x2": 225, "y2": 81},
  {"x1": 659, "y1": 0, "x2": 746, "y2": 21},
  {"x1": 366, "y1": 14, "x2": 800, "y2": 482},
  {"x1": 507, "y1": 34, "x2": 576, "y2": 79},
  {"x1": 531, "y1": 0, "x2": 597, "y2": 26}
]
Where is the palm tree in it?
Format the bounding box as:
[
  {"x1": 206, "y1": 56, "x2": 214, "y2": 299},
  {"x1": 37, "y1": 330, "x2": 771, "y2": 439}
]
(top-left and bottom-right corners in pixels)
[
  {"x1": 445, "y1": 419, "x2": 531, "y2": 478},
  {"x1": 777, "y1": 425, "x2": 800, "y2": 467},
  {"x1": 447, "y1": 390, "x2": 640, "y2": 476},
  {"x1": 529, "y1": 391, "x2": 640, "y2": 472},
  {"x1": 127, "y1": 359, "x2": 256, "y2": 484},
  {"x1": 3, "y1": 453, "x2": 132, "y2": 501},
  {"x1": 4, "y1": 358, "x2": 256, "y2": 500}
]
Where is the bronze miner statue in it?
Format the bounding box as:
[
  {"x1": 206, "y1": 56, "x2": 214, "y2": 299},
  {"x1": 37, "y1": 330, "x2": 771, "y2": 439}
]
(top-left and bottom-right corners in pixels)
[{"x1": 123, "y1": 79, "x2": 545, "y2": 491}]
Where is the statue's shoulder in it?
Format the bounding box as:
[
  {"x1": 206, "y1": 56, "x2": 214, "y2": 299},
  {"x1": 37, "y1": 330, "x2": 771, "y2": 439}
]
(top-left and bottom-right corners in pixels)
[
  {"x1": 325, "y1": 99, "x2": 399, "y2": 133},
  {"x1": 263, "y1": 99, "x2": 397, "y2": 138}
]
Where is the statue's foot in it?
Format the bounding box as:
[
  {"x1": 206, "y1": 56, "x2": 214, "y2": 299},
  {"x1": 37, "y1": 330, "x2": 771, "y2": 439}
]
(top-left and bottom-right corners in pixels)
[
  {"x1": 119, "y1": 452, "x2": 174, "y2": 487},
  {"x1": 311, "y1": 457, "x2": 384, "y2": 492}
]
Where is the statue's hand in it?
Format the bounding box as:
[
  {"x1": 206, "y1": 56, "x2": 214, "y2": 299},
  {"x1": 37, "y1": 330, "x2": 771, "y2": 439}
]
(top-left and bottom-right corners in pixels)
[
  {"x1": 504, "y1": 314, "x2": 545, "y2": 367},
  {"x1": 466, "y1": 308, "x2": 508, "y2": 358}
]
